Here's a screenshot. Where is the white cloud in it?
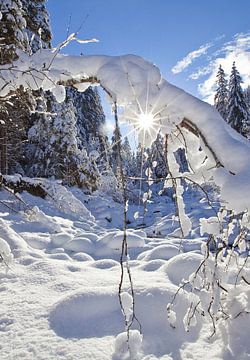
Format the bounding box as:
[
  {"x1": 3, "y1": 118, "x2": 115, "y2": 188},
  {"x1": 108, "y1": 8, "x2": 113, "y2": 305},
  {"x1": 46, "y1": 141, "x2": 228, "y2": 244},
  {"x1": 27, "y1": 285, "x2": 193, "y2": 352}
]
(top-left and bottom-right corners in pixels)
[
  {"x1": 171, "y1": 42, "x2": 212, "y2": 74},
  {"x1": 198, "y1": 33, "x2": 250, "y2": 103},
  {"x1": 189, "y1": 64, "x2": 214, "y2": 80}
]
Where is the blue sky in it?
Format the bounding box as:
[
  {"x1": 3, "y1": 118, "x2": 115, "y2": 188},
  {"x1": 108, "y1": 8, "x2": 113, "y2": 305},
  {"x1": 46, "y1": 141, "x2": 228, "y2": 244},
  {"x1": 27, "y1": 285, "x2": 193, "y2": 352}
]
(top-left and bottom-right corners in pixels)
[
  {"x1": 47, "y1": 0, "x2": 250, "y2": 102},
  {"x1": 46, "y1": 0, "x2": 250, "y2": 143}
]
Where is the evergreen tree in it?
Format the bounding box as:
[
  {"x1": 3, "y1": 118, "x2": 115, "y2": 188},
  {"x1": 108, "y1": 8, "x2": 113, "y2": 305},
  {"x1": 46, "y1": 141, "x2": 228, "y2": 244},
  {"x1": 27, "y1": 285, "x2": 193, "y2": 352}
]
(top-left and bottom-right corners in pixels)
[
  {"x1": 121, "y1": 136, "x2": 134, "y2": 176},
  {"x1": 0, "y1": 0, "x2": 52, "y2": 174},
  {"x1": 21, "y1": 0, "x2": 51, "y2": 53},
  {"x1": 20, "y1": 0, "x2": 52, "y2": 176},
  {"x1": 0, "y1": 0, "x2": 28, "y2": 65},
  {"x1": 26, "y1": 91, "x2": 53, "y2": 177},
  {"x1": 227, "y1": 62, "x2": 249, "y2": 136},
  {"x1": 0, "y1": 0, "x2": 34, "y2": 174},
  {"x1": 21, "y1": 2, "x2": 108, "y2": 189},
  {"x1": 111, "y1": 123, "x2": 122, "y2": 178},
  {"x1": 28, "y1": 93, "x2": 100, "y2": 189},
  {"x1": 68, "y1": 86, "x2": 108, "y2": 163},
  {"x1": 214, "y1": 65, "x2": 228, "y2": 120},
  {"x1": 0, "y1": 0, "x2": 109, "y2": 191},
  {"x1": 244, "y1": 85, "x2": 250, "y2": 112},
  {"x1": 150, "y1": 132, "x2": 168, "y2": 179},
  {"x1": 174, "y1": 148, "x2": 189, "y2": 173},
  {"x1": 134, "y1": 142, "x2": 150, "y2": 192}
]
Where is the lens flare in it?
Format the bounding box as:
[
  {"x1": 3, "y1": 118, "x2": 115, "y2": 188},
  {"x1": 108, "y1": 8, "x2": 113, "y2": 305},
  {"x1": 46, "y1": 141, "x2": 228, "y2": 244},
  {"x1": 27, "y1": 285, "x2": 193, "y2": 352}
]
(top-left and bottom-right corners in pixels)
[{"x1": 137, "y1": 112, "x2": 155, "y2": 131}]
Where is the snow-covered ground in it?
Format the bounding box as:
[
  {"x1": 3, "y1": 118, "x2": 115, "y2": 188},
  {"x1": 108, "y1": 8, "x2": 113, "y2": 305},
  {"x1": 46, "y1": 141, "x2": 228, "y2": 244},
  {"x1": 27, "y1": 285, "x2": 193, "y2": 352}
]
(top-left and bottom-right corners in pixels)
[{"x1": 0, "y1": 181, "x2": 249, "y2": 360}]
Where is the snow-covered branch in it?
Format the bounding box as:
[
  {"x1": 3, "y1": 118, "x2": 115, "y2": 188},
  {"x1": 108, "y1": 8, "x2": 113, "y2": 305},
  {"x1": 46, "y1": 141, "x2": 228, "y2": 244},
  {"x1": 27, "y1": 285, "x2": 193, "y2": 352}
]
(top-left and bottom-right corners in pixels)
[{"x1": 1, "y1": 49, "x2": 250, "y2": 213}]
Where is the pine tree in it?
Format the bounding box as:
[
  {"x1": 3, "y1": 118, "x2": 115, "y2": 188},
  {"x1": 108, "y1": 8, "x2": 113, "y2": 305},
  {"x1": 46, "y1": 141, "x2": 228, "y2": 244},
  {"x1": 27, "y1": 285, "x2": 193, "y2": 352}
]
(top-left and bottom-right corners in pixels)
[
  {"x1": 227, "y1": 62, "x2": 249, "y2": 136},
  {"x1": 150, "y1": 132, "x2": 168, "y2": 179},
  {"x1": 214, "y1": 65, "x2": 228, "y2": 120},
  {"x1": 0, "y1": 0, "x2": 38, "y2": 173},
  {"x1": 121, "y1": 136, "x2": 133, "y2": 176},
  {"x1": 134, "y1": 142, "x2": 150, "y2": 192},
  {"x1": 0, "y1": 0, "x2": 52, "y2": 175},
  {"x1": 0, "y1": 0, "x2": 28, "y2": 65},
  {"x1": 21, "y1": 0, "x2": 51, "y2": 53},
  {"x1": 28, "y1": 93, "x2": 100, "y2": 189},
  {"x1": 244, "y1": 86, "x2": 250, "y2": 112},
  {"x1": 0, "y1": 0, "x2": 109, "y2": 190},
  {"x1": 26, "y1": 91, "x2": 52, "y2": 177},
  {"x1": 111, "y1": 123, "x2": 122, "y2": 178},
  {"x1": 0, "y1": 0, "x2": 29, "y2": 174}
]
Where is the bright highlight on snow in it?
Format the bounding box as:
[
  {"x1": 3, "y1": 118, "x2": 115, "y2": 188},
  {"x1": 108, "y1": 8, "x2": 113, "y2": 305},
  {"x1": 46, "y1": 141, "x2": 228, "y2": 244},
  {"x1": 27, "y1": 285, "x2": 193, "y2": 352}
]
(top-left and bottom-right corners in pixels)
[{"x1": 137, "y1": 112, "x2": 156, "y2": 132}]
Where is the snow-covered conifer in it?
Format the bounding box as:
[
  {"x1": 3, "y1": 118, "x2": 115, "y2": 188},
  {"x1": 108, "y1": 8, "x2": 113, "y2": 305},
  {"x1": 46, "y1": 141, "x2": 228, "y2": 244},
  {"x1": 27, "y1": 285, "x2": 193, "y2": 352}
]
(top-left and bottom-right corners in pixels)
[
  {"x1": 244, "y1": 85, "x2": 250, "y2": 111},
  {"x1": 21, "y1": 0, "x2": 51, "y2": 53},
  {"x1": 111, "y1": 123, "x2": 122, "y2": 178},
  {"x1": 214, "y1": 65, "x2": 228, "y2": 120},
  {"x1": 150, "y1": 132, "x2": 168, "y2": 178},
  {"x1": 227, "y1": 62, "x2": 249, "y2": 136},
  {"x1": 121, "y1": 136, "x2": 134, "y2": 176},
  {"x1": 0, "y1": 0, "x2": 28, "y2": 64}
]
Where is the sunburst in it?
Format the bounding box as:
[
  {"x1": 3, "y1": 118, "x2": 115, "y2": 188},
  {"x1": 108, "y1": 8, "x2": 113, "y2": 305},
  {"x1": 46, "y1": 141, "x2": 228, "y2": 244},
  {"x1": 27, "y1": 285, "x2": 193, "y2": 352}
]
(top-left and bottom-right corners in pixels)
[{"x1": 137, "y1": 112, "x2": 156, "y2": 132}]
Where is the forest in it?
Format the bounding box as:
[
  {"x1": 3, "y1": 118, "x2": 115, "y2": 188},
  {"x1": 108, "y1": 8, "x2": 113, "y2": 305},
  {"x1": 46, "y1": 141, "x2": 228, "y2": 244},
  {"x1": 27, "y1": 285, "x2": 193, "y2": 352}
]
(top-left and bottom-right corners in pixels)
[{"x1": 0, "y1": 1, "x2": 249, "y2": 360}]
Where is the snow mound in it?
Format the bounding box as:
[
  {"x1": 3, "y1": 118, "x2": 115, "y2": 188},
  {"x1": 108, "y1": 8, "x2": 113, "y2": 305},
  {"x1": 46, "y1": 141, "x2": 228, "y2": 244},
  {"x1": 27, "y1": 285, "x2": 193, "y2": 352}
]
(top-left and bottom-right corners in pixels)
[
  {"x1": 51, "y1": 232, "x2": 74, "y2": 247},
  {"x1": 162, "y1": 252, "x2": 203, "y2": 285},
  {"x1": 63, "y1": 237, "x2": 94, "y2": 253},
  {"x1": 76, "y1": 232, "x2": 99, "y2": 242},
  {"x1": 139, "y1": 259, "x2": 167, "y2": 272},
  {"x1": 44, "y1": 181, "x2": 95, "y2": 221},
  {"x1": 0, "y1": 237, "x2": 13, "y2": 266},
  {"x1": 130, "y1": 229, "x2": 147, "y2": 238},
  {"x1": 48, "y1": 253, "x2": 72, "y2": 261},
  {"x1": 72, "y1": 252, "x2": 94, "y2": 262},
  {"x1": 73, "y1": 221, "x2": 92, "y2": 231},
  {"x1": 98, "y1": 231, "x2": 145, "y2": 250},
  {"x1": 27, "y1": 206, "x2": 62, "y2": 233},
  {"x1": 20, "y1": 232, "x2": 51, "y2": 250},
  {"x1": 137, "y1": 244, "x2": 179, "y2": 261},
  {"x1": 49, "y1": 291, "x2": 123, "y2": 338},
  {"x1": 0, "y1": 219, "x2": 28, "y2": 252},
  {"x1": 90, "y1": 259, "x2": 119, "y2": 269}
]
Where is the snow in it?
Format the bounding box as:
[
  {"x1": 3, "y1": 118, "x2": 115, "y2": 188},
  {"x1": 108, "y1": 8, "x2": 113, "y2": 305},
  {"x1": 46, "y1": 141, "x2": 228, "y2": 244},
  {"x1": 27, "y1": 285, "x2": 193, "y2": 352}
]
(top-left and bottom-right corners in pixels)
[
  {"x1": 200, "y1": 216, "x2": 220, "y2": 236},
  {"x1": 0, "y1": 237, "x2": 13, "y2": 266},
  {"x1": 162, "y1": 252, "x2": 203, "y2": 286},
  {"x1": 0, "y1": 182, "x2": 249, "y2": 359},
  {"x1": 51, "y1": 84, "x2": 66, "y2": 103},
  {"x1": 63, "y1": 237, "x2": 94, "y2": 253},
  {"x1": 113, "y1": 330, "x2": 143, "y2": 360},
  {"x1": 1, "y1": 50, "x2": 250, "y2": 213},
  {"x1": 0, "y1": 44, "x2": 250, "y2": 359},
  {"x1": 137, "y1": 244, "x2": 180, "y2": 261},
  {"x1": 51, "y1": 232, "x2": 73, "y2": 247},
  {"x1": 120, "y1": 291, "x2": 133, "y2": 322}
]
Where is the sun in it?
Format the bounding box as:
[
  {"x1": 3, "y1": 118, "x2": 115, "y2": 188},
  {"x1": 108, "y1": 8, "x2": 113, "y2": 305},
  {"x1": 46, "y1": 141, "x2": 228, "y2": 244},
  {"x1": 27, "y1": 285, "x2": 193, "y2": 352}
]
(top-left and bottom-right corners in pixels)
[{"x1": 137, "y1": 112, "x2": 155, "y2": 131}]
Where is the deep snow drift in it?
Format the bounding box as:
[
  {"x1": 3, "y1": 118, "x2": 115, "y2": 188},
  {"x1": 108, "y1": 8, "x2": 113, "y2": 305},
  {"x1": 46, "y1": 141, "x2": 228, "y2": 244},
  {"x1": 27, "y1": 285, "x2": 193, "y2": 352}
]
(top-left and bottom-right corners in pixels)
[{"x1": 0, "y1": 181, "x2": 249, "y2": 360}]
